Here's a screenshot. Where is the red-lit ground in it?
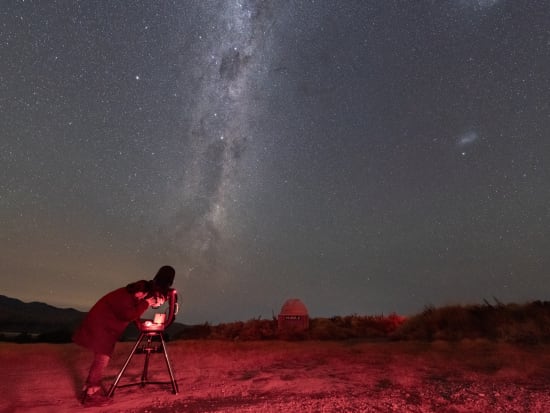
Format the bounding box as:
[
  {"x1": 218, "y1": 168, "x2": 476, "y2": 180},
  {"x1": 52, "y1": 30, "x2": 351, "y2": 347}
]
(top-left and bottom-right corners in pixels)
[{"x1": 1, "y1": 339, "x2": 549, "y2": 412}]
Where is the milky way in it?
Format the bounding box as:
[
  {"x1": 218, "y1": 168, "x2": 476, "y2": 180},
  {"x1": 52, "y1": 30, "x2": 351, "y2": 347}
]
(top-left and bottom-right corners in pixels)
[{"x1": 162, "y1": 2, "x2": 281, "y2": 287}]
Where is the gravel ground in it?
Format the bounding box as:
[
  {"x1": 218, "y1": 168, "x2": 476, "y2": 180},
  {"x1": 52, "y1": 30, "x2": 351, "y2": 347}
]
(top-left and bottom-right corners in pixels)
[{"x1": 1, "y1": 339, "x2": 549, "y2": 412}]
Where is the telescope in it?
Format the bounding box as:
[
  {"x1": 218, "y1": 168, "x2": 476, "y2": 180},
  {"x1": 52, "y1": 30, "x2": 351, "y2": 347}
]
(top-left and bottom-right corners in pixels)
[{"x1": 138, "y1": 287, "x2": 179, "y2": 332}]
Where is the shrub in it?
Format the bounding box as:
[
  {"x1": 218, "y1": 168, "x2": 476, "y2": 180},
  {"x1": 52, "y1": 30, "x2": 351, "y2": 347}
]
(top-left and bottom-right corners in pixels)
[
  {"x1": 36, "y1": 329, "x2": 73, "y2": 343},
  {"x1": 392, "y1": 301, "x2": 550, "y2": 343},
  {"x1": 171, "y1": 301, "x2": 549, "y2": 343},
  {"x1": 174, "y1": 322, "x2": 211, "y2": 340}
]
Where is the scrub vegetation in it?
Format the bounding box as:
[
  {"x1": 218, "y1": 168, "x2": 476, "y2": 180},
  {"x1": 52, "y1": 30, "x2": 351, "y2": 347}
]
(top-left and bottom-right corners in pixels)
[{"x1": 176, "y1": 300, "x2": 550, "y2": 343}]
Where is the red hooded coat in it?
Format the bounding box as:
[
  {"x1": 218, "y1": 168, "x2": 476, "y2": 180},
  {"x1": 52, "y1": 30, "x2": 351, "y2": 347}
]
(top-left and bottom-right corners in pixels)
[{"x1": 73, "y1": 287, "x2": 149, "y2": 356}]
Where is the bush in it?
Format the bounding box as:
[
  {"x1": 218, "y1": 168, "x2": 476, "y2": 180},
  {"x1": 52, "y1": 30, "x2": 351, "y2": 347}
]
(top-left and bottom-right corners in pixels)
[
  {"x1": 173, "y1": 323, "x2": 212, "y2": 340},
  {"x1": 36, "y1": 329, "x2": 73, "y2": 343},
  {"x1": 171, "y1": 300, "x2": 549, "y2": 343},
  {"x1": 392, "y1": 301, "x2": 550, "y2": 343}
]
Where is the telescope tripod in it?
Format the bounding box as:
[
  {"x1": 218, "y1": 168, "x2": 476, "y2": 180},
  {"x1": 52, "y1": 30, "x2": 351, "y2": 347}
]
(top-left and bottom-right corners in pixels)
[{"x1": 107, "y1": 330, "x2": 179, "y2": 397}]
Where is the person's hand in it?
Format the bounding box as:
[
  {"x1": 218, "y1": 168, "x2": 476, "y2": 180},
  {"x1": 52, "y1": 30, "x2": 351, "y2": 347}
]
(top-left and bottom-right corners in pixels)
[{"x1": 146, "y1": 296, "x2": 165, "y2": 308}]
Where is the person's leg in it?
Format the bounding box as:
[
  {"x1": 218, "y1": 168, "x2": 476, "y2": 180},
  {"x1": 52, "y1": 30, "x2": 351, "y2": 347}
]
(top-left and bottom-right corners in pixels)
[{"x1": 85, "y1": 353, "x2": 110, "y2": 395}]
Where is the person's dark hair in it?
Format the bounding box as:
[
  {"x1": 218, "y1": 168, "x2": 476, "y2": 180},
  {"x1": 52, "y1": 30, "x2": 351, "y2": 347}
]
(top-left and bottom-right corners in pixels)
[
  {"x1": 153, "y1": 265, "x2": 175, "y2": 295},
  {"x1": 126, "y1": 280, "x2": 165, "y2": 299},
  {"x1": 126, "y1": 280, "x2": 153, "y2": 294}
]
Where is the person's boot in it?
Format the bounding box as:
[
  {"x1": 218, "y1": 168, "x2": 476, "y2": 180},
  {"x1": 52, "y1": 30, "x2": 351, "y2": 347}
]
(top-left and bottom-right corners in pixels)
[{"x1": 81, "y1": 385, "x2": 112, "y2": 407}]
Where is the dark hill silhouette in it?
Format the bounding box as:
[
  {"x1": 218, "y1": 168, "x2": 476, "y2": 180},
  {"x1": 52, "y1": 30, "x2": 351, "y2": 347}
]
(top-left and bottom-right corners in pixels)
[
  {"x1": 0, "y1": 295, "x2": 187, "y2": 342},
  {"x1": 0, "y1": 295, "x2": 84, "y2": 334}
]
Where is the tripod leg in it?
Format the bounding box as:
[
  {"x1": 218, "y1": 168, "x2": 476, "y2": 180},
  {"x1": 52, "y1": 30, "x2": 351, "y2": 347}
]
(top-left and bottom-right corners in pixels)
[
  {"x1": 107, "y1": 332, "x2": 144, "y2": 397},
  {"x1": 141, "y1": 336, "x2": 152, "y2": 386},
  {"x1": 159, "y1": 333, "x2": 179, "y2": 394}
]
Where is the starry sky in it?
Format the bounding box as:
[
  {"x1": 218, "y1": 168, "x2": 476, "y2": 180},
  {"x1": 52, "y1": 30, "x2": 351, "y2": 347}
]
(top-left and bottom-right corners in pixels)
[{"x1": 2, "y1": 0, "x2": 550, "y2": 324}]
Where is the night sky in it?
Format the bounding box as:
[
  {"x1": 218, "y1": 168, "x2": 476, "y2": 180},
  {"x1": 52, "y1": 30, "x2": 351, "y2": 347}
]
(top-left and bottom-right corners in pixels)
[{"x1": 2, "y1": 1, "x2": 549, "y2": 324}]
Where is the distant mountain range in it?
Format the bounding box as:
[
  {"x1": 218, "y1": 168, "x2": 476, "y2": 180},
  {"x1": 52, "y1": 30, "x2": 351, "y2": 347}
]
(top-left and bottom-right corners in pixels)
[
  {"x1": 0, "y1": 295, "x2": 186, "y2": 341},
  {"x1": 0, "y1": 295, "x2": 84, "y2": 334}
]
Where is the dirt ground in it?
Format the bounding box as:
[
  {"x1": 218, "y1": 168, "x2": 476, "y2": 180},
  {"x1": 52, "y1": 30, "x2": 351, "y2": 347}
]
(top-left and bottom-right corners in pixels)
[{"x1": 1, "y1": 339, "x2": 550, "y2": 412}]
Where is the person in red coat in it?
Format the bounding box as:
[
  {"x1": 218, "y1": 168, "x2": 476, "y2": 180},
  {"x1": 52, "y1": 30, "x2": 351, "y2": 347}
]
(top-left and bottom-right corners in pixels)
[{"x1": 73, "y1": 279, "x2": 165, "y2": 404}]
